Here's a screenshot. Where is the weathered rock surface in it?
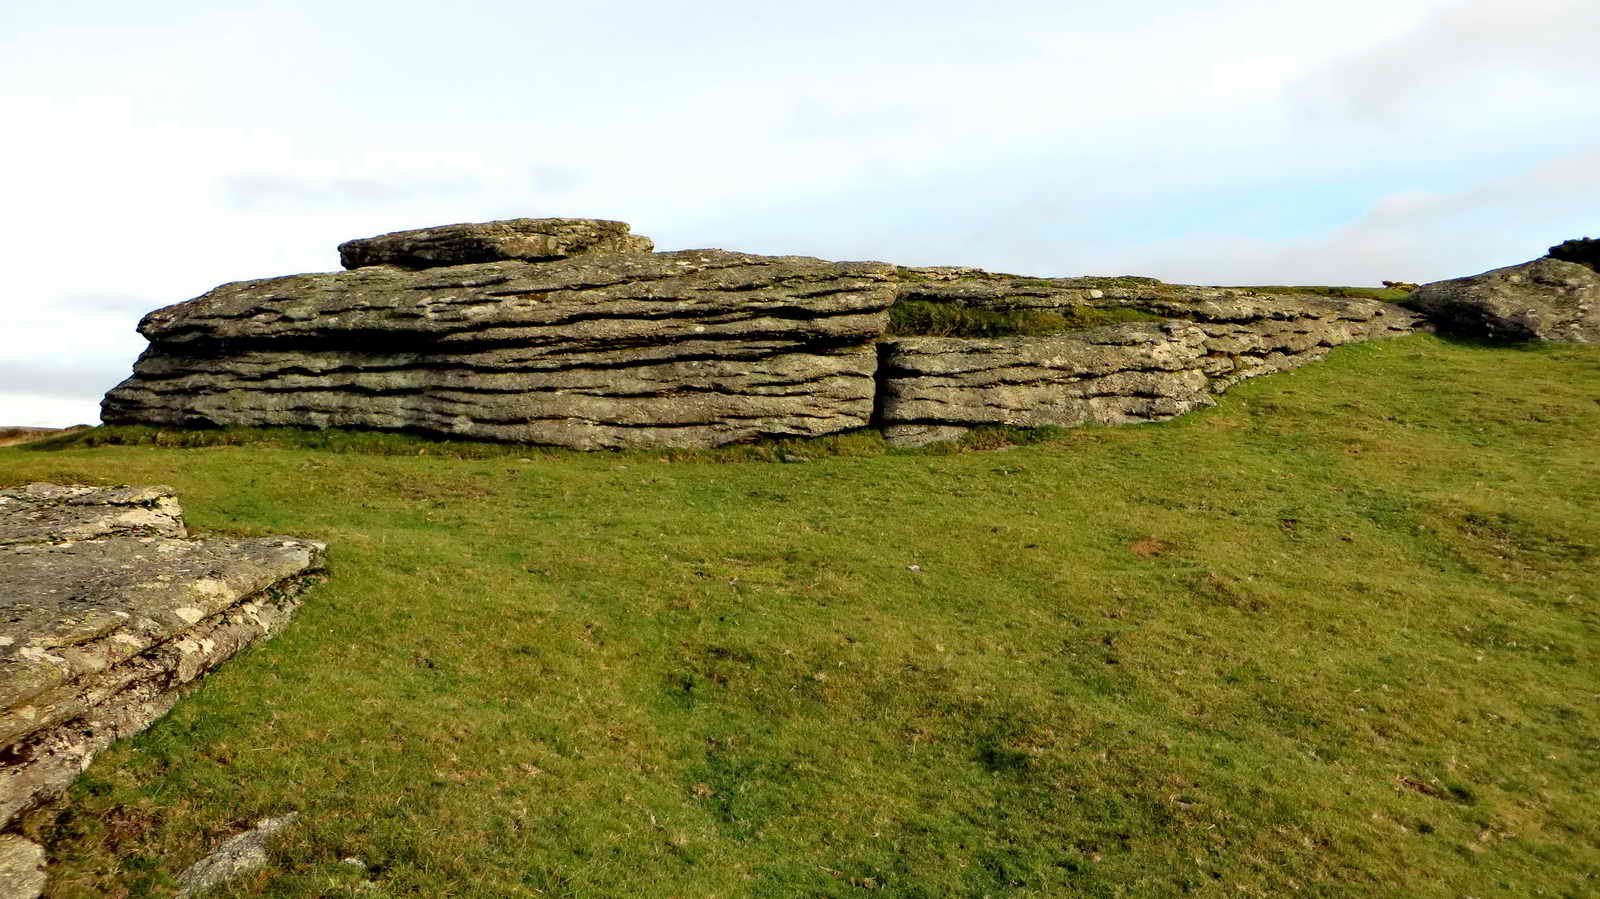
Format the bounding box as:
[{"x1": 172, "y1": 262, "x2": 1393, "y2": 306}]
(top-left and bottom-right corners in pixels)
[
  {"x1": 879, "y1": 323, "x2": 1214, "y2": 445},
  {"x1": 878, "y1": 282, "x2": 1420, "y2": 445},
  {"x1": 0, "y1": 483, "x2": 184, "y2": 547},
  {"x1": 103, "y1": 248, "x2": 898, "y2": 449},
  {"x1": 338, "y1": 217, "x2": 653, "y2": 270},
  {"x1": 1409, "y1": 256, "x2": 1600, "y2": 343},
  {"x1": 0, "y1": 484, "x2": 324, "y2": 893},
  {"x1": 0, "y1": 835, "x2": 44, "y2": 899}
]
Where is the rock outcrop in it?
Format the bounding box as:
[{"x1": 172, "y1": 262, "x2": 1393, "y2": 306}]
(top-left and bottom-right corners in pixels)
[
  {"x1": 0, "y1": 484, "x2": 324, "y2": 898},
  {"x1": 1409, "y1": 255, "x2": 1599, "y2": 344},
  {"x1": 102, "y1": 217, "x2": 1429, "y2": 450},
  {"x1": 878, "y1": 275, "x2": 1421, "y2": 445},
  {"x1": 103, "y1": 240, "x2": 898, "y2": 449}
]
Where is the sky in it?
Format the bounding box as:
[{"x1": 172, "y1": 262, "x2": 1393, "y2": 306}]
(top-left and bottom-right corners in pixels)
[{"x1": 2, "y1": 0, "x2": 1597, "y2": 427}]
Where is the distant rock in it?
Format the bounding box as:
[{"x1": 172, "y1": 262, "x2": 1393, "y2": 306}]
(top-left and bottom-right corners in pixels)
[
  {"x1": 1409, "y1": 255, "x2": 1599, "y2": 343},
  {"x1": 337, "y1": 217, "x2": 653, "y2": 270},
  {"x1": 1547, "y1": 237, "x2": 1600, "y2": 272}
]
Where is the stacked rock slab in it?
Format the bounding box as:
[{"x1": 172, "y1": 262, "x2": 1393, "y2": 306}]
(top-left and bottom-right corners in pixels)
[
  {"x1": 1407, "y1": 255, "x2": 1599, "y2": 344},
  {"x1": 337, "y1": 217, "x2": 655, "y2": 269},
  {"x1": 0, "y1": 484, "x2": 324, "y2": 899},
  {"x1": 103, "y1": 219, "x2": 897, "y2": 450},
  {"x1": 879, "y1": 274, "x2": 1421, "y2": 446}
]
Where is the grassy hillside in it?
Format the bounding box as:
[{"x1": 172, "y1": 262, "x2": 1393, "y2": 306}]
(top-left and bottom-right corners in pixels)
[{"x1": 3, "y1": 334, "x2": 1597, "y2": 898}]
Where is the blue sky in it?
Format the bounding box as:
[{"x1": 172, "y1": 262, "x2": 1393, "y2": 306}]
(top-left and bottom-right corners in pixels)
[{"x1": 2, "y1": 0, "x2": 1597, "y2": 426}]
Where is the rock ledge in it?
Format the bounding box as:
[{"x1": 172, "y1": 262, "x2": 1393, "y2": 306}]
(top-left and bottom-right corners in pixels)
[{"x1": 0, "y1": 484, "x2": 325, "y2": 899}]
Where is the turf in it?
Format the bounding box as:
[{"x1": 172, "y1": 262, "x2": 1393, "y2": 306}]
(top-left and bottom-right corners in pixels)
[
  {"x1": 885, "y1": 300, "x2": 1162, "y2": 338},
  {"x1": 2, "y1": 334, "x2": 1597, "y2": 898}
]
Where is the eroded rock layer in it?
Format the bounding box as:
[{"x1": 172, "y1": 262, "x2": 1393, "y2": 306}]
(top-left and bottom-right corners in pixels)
[
  {"x1": 103, "y1": 249, "x2": 898, "y2": 449},
  {"x1": 878, "y1": 286, "x2": 1421, "y2": 446},
  {"x1": 0, "y1": 484, "x2": 324, "y2": 896}
]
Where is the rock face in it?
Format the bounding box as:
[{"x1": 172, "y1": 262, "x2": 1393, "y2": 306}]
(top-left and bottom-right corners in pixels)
[
  {"x1": 103, "y1": 243, "x2": 897, "y2": 450},
  {"x1": 1408, "y1": 255, "x2": 1600, "y2": 343},
  {"x1": 338, "y1": 217, "x2": 653, "y2": 269},
  {"x1": 878, "y1": 277, "x2": 1421, "y2": 445},
  {"x1": 103, "y1": 217, "x2": 1428, "y2": 449},
  {"x1": 0, "y1": 484, "x2": 324, "y2": 896}
]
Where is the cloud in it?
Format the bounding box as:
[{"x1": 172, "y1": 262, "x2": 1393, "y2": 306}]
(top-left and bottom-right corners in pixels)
[
  {"x1": 0, "y1": 392, "x2": 103, "y2": 429},
  {"x1": 223, "y1": 173, "x2": 483, "y2": 211},
  {"x1": 1296, "y1": 0, "x2": 1600, "y2": 127},
  {"x1": 0, "y1": 361, "x2": 127, "y2": 401}
]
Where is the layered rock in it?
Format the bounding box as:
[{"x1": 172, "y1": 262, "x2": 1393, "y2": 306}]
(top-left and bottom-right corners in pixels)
[
  {"x1": 1408, "y1": 255, "x2": 1599, "y2": 343},
  {"x1": 338, "y1": 217, "x2": 653, "y2": 269},
  {"x1": 879, "y1": 322, "x2": 1215, "y2": 446},
  {"x1": 102, "y1": 217, "x2": 1430, "y2": 450},
  {"x1": 0, "y1": 484, "x2": 324, "y2": 897},
  {"x1": 878, "y1": 280, "x2": 1421, "y2": 445},
  {"x1": 103, "y1": 246, "x2": 898, "y2": 449}
]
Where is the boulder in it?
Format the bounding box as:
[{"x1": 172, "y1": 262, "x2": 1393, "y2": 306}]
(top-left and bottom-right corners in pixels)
[
  {"x1": 1409, "y1": 256, "x2": 1600, "y2": 343},
  {"x1": 0, "y1": 484, "x2": 324, "y2": 869},
  {"x1": 104, "y1": 246, "x2": 898, "y2": 450},
  {"x1": 337, "y1": 217, "x2": 653, "y2": 270}
]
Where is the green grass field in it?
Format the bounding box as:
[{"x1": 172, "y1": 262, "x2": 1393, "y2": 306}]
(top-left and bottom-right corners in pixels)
[{"x1": 3, "y1": 334, "x2": 1597, "y2": 897}]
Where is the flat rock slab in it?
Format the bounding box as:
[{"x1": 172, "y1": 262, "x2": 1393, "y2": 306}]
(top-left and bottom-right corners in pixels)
[
  {"x1": 0, "y1": 483, "x2": 185, "y2": 546},
  {"x1": 1409, "y1": 256, "x2": 1599, "y2": 343},
  {"x1": 0, "y1": 484, "x2": 324, "y2": 892},
  {"x1": 338, "y1": 217, "x2": 653, "y2": 269}
]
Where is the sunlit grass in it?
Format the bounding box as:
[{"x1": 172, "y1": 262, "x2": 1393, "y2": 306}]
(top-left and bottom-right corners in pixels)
[{"x1": 3, "y1": 334, "x2": 1596, "y2": 897}]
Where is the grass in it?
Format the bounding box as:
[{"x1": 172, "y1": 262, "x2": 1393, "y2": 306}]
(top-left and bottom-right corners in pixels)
[
  {"x1": 1233, "y1": 286, "x2": 1414, "y2": 302},
  {"x1": 3, "y1": 334, "x2": 1598, "y2": 897},
  {"x1": 886, "y1": 300, "x2": 1162, "y2": 338}
]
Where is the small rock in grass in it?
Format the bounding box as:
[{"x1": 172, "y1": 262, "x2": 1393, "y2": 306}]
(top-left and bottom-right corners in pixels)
[{"x1": 175, "y1": 813, "x2": 297, "y2": 897}]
